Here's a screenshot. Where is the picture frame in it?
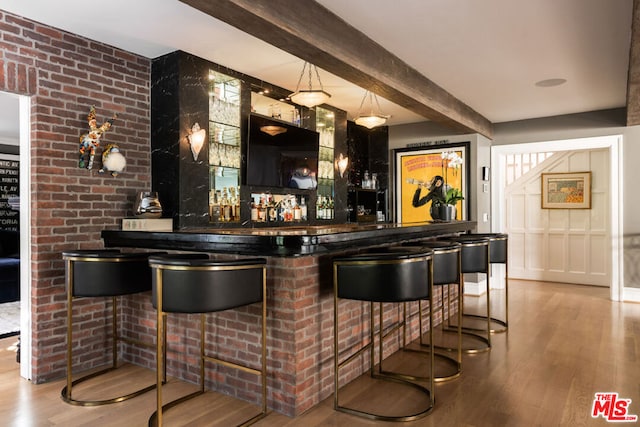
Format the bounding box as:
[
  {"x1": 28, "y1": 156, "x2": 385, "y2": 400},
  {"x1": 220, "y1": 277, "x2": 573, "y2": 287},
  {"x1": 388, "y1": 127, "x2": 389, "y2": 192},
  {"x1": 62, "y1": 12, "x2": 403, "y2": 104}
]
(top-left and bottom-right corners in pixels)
[
  {"x1": 394, "y1": 142, "x2": 470, "y2": 223},
  {"x1": 541, "y1": 171, "x2": 591, "y2": 209}
]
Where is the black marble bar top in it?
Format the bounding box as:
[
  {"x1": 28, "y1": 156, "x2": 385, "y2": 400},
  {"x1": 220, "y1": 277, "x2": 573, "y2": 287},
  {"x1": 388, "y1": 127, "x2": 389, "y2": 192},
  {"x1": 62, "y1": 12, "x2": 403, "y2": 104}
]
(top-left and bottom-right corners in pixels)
[{"x1": 101, "y1": 221, "x2": 477, "y2": 257}]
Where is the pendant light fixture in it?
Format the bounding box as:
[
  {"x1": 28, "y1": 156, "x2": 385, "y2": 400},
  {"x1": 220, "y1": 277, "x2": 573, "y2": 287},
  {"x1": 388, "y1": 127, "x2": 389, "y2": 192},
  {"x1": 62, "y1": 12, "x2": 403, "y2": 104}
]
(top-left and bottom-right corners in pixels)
[
  {"x1": 289, "y1": 62, "x2": 331, "y2": 108},
  {"x1": 354, "y1": 90, "x2": 390, "y2": 129}
]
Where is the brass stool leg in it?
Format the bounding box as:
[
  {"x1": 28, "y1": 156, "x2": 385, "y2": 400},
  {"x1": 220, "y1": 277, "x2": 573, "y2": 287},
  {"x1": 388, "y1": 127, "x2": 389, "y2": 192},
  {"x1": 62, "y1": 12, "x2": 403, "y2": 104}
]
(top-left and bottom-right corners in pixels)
[
  {"x1": 456, "y1": 274, "x2": 492, "y2": 353},
  {"x1": 444, "y1": 244, "x2": 492, "y2": 354},
  {"x1": 61, "y1": 257, "x2": 157, "y2": 407},
  {"x1": 150, "y1": 264, "x2": 267, "y2": 427},
  {"x1": 461, "y1": 237, "x2": 509, "y2": 334},
  {"x1": 399, "y1": 288, "x2": 461, "y2": 383},
  {"x1": 333, "y1": 254, "x2": 435, "y2": 422}
]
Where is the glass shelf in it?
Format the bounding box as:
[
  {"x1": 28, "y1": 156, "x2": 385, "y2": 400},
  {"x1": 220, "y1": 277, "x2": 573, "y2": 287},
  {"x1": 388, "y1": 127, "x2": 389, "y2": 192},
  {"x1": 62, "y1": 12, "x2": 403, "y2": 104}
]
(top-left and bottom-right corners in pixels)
[
  {"x1": 208, "y1": 71, "x2": 240, "y2": 127},
  {"x1": 209, "y1": 70, "x2": 241, "y2": 223},
  {"x1": 316, "y1": 107, "x2": 335, "y2": 220}
]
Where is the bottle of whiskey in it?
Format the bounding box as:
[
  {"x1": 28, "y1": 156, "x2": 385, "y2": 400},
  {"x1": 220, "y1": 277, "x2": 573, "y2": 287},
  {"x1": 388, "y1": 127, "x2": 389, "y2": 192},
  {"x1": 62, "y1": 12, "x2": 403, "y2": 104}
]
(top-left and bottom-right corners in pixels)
[
  {"x1": 300, "y1": 197, "x2": 308, "y2": 221},
  {"x1": 257, "y1": 195, "x2": 267, "y2": 222},
  {"x1": 221, "y1": 187, "x2": 230, "y2": 222},
  {"x1": 234, "y1": 187, "x2": 241, "y2": 221},
  {"x1": 229, "y1": 187, "x2": 238, "y2": 221}
]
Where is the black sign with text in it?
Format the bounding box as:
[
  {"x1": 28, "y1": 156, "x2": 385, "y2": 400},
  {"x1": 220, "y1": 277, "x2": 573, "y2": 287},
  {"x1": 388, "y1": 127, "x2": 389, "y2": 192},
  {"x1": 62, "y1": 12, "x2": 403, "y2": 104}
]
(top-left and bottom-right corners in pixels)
[{"x1": 0, "y1": 159, "x2": 19, "y2": 231}]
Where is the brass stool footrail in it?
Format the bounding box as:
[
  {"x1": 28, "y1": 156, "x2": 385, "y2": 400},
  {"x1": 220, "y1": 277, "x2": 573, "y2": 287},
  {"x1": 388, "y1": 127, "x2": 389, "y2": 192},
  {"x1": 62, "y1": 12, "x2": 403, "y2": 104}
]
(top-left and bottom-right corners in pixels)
[
  {"x1": 402, "y1": 240, "x2": 463, "y2": 382},
  {"x1": 333, "y1": 248, "x2": 435, "y2": 422},
  {"x1": 61, "y1": 250, "x2": 165, "y2": 407},
  {"x1": 447, "y1": 235, "x2": 492, "y2": 353},
  {"x1": 465, "y1": 233, "x2": 509, "y2": 333},
  {"x1": 148, "y1": 254, "x2": 267, "y2": 427}
]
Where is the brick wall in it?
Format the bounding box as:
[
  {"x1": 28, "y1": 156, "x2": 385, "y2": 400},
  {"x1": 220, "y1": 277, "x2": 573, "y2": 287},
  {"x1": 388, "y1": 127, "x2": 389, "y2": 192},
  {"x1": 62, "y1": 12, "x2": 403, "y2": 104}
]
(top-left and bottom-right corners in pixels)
[{"x1": 0, "y1": 9, "x2": 152, "y2": 382}]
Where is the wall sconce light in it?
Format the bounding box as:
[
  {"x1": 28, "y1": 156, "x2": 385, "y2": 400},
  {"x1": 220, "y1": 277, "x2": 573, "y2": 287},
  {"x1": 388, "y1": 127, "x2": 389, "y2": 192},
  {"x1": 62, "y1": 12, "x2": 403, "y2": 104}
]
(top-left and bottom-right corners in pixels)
[
  {"x1": 354, "y1": 90, "x2": 390, "y2": 129},
  {"x1": 335, "y1": 152, "x2": 349, "y2": 178},
  {"x1": 188, "y1": 122, "x2": 206, "y2": 161},
  {"x1": 289, "y1": 62, "x2": 331, "y2": 108}
]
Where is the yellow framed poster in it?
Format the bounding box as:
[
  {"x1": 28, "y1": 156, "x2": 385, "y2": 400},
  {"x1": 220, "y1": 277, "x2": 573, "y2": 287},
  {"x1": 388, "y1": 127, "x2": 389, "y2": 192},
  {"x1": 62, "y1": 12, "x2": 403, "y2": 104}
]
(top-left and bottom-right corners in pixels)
[{"x1": 394, "y1": 143, "x2": 469, "y2": 223}]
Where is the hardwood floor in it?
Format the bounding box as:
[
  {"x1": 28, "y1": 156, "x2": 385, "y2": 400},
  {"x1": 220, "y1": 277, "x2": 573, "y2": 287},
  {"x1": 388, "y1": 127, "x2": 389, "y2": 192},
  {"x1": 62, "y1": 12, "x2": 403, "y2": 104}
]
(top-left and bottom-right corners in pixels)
[{"x1": 1, "y1": 280, "x2": 638, "y2": 426}]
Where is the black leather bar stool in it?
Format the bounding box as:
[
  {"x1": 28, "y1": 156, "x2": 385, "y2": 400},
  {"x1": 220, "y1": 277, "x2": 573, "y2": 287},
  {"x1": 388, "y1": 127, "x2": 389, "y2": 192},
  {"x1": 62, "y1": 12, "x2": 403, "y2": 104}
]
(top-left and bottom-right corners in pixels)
[
  {"x1": 402, "y1": 240, "x2": 463, "y2": 381},
  {"x1": 61, "y1": 250, "x2": 165, "y2": 406},
  {"x1": 465, "y1": 233, "x2": 509, "y2": 333},
  {"x1": 447, "y1": 235, "x2": 492, "y2": 353},
  {"x1": 333, "y1": 248, "x2": 435, "y2": 422},
  {"x1": 148, "y1": 254, "x2": 267, "y2": 427}
]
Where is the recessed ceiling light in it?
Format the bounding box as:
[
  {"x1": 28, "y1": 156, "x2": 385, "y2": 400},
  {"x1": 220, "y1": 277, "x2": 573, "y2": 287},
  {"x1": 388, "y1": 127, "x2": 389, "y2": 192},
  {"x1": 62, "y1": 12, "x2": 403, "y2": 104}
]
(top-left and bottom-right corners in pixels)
[{"x1": 535, "y1": 78, "x2": 567, "y2": 87}]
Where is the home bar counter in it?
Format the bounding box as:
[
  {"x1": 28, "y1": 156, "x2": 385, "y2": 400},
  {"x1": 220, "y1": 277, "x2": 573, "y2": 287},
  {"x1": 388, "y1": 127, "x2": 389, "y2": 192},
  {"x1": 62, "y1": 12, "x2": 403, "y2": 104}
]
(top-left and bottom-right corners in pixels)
[{"x1": 101, "y1": 220, "x2": 476, "y2": 417}]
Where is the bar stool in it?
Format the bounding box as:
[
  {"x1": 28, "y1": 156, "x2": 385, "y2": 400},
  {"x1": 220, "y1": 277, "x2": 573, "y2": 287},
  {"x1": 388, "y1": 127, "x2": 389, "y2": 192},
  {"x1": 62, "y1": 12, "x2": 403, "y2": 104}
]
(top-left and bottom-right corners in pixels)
[
  {"x1": 447, "y1": 235, "x2": 492, "y2": 353},
  {"x1": 402, "y1": 240, "x2": 463, "y2": 381},
  {"x1": 333, "y1": 248, "x2": 435, "y2": 422},
  {"x1": 148, "y1": 254, "x2": 267, "y2": 427},
  {"x1": 465, "y1": 233, "x2": 509, "y2": 333},
  {"x1": 61, "y1": 250, "x2": 165, "y2": 406}
]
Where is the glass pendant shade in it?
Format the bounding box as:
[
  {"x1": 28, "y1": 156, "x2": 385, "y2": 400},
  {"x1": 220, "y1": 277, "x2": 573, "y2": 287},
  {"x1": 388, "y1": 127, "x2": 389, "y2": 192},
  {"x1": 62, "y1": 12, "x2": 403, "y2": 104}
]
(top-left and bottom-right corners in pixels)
[
  {"x1": 355, "y1": 114, "x2": 387, "y2": 129},
  {"x1": 289, "y1": 62, "x2": 331, "y2": 108},
  {"x1": 354, "y1": 91, "x2": 389, "y2": 129},
  {"x1": 290, "y1": 89, "x2": 331, "y2": 108}
]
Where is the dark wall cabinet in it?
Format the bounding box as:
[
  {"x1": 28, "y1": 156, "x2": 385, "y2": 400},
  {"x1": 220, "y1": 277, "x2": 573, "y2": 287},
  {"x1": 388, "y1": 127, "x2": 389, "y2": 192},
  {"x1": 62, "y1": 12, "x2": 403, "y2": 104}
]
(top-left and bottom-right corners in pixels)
[
  {"x1": 151, "y1": 51, "x2": 387, "y2": 229},
  {"x1": 346, "y1": 121, "x2": 389, "y2": 222}
]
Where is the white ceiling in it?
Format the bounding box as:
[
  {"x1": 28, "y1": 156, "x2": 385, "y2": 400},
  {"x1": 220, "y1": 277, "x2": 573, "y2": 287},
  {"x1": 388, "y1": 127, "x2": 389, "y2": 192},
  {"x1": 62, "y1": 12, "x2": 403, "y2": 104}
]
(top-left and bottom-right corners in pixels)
[{"x1": 0, "y1": 0, "x2": 634, "y2": 139}]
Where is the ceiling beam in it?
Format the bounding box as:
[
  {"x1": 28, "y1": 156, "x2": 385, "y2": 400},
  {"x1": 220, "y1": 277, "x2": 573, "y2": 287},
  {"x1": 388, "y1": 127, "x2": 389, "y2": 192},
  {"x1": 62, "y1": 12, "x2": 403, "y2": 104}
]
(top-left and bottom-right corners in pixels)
[
  {"x1": 180, "y1": 0, "x2": 493, "y2": 138},
  {"x1": 627, "y1": 0, "x2": 640, "y2": 126}
]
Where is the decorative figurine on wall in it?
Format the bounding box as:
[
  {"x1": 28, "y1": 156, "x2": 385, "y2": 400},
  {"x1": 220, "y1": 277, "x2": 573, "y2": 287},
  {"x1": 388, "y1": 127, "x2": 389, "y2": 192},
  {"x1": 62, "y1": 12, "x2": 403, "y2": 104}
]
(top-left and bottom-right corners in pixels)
[
  {"x1": 78, "y1": 106, "x2": 117, "y2": 169},
  {"x1": 99, "y1": 143, "x2": 126, "y2": 176}
]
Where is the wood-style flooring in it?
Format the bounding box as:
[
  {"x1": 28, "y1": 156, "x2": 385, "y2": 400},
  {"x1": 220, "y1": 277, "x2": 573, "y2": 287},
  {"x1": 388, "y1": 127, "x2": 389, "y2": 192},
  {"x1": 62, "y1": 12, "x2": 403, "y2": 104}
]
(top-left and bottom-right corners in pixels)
[{"x1": 0, "y1": 280, "x2": 638, "y2": 426}]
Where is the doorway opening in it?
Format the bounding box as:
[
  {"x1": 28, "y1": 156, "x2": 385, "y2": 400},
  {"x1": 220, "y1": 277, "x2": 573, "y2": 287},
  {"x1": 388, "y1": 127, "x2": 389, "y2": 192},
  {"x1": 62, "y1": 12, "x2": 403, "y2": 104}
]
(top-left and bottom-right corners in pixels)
[
  {"x1": 491, "y1": 135, "x2": 622, "y2": 301},
  {"x1": 0, "y1": 91, "x2": 31, "y2": 379}
]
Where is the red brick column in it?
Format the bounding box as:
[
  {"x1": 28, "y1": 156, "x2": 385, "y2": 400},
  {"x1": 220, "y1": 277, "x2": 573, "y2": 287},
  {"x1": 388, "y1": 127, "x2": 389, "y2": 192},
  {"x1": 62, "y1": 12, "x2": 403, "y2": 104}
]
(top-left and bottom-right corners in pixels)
[{"x1": 0, "y1": 9, "x2": 151, "y2": 383}]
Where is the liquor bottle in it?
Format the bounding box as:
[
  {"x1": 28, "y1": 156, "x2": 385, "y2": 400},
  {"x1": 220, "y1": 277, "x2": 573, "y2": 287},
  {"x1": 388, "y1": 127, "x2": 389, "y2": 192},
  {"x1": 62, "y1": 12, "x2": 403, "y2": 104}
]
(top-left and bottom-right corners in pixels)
[
  {"x1": 234, "y1": 187, "x2": 241, "y2": 221},
  {"x1": 300, "y1": 197, "x2": 308, "y2": 221},
  {"x1": 210, "y1": 190, "x2": 220, "y2": 222},
  {"x1": 283, "y1": 198, "x2": 293, "y2": 222},
  {"x1": 322, "y1": 196, "x2": 329, "y2": 219},
  {"x1": 293, "y1": 197, "x2": 301, "y2": 221},
  {"x1": 267, "y1": 195, "x2": 278, "y2": 222},
  {"x1": 221, "y1": 187, "x2": 230, "y2": 222},
  {"x1": 277, "y1": 199, "x2": 285, "y2": 222},
  {"x1": 229, "y1": 187, "x2": 238, "y2": 221},
  {"x1": 328, "y1": 197, "x2": 334, "y2": 219},
  {"x1": 321, "y1": 196, "x2": 328, "y2": 219},
  {"x1": 316, "y1": 196, "x2": 322, "y2": 220},
  {"x1": 250, "y1": 198, "x2": 258, "y2": 222},
  {"x1": 257, "y1": 195, "x2": 267, "y2": 222}
]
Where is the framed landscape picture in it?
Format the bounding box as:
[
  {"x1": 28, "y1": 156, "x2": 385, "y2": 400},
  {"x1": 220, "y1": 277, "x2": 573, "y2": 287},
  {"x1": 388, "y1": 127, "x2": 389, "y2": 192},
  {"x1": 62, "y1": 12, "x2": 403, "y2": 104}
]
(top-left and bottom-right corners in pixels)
[{"x1": 541, "y1": 171, "x2": 591, "y2": 209}]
